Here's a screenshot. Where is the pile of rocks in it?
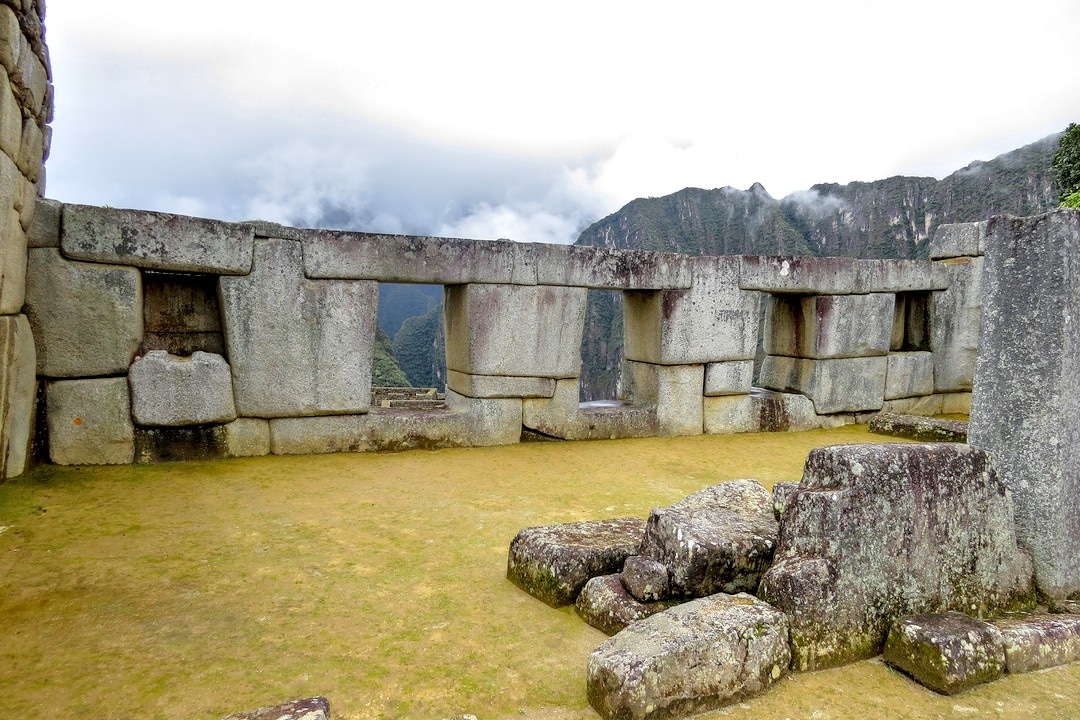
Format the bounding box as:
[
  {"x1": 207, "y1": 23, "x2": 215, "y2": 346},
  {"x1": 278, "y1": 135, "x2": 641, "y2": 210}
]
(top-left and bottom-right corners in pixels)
[{"x1": 506, "y1": 442, "x2": 1080, "y2": 720}]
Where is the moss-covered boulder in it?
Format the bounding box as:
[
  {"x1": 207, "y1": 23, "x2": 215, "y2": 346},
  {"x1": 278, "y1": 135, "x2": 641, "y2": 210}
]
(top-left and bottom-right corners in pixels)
[
  {"x1": 506, "y1": 517, "x2": 644, "y2": 607},
  {"x1": 575, "y1": 574, "x2": 680, "y2": 636}
]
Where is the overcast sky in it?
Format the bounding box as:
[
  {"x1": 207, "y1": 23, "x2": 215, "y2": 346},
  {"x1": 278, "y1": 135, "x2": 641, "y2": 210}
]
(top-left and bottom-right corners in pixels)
[{"x1": 43, "y1": 1, "x2": 1080, "y2": 244}]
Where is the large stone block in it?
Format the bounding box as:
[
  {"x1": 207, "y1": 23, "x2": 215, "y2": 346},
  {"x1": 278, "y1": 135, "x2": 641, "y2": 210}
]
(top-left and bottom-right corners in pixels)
[
  {"x1": 61, "y1": 204, "x2": 255, "y2": 274},
  {"x1": 26, "y1": 196, "x2": 60, "y2": 248},
  {"x1": 853, "y1": 259, "x2": 949, "y2": 293},
  {"x1": 885, "y1": 350, "x2": 934, "y2": 399},
  {"x1": 0, "y1": 314, "x2": 35, "y2": 477},
  {"x1": 219, "y1": 238, "x2": 377, "y2": 417},
  {"x1": 269, "y1": 390, "x2": 522, "y2": 454},
  {"x1": 704, "y1": 360, "x2": 753, "y2": 396},
  {"x1": 883, "y1": 612, "x2": 1005, "y2": 695},
  {"x1": 444, "y1": 283, "x2": 585, "y2": 379},
  {"x1": 302, "y1": 230, "x2": 519, "y2": 284},
  {"x1": 869, "y1": 414, "x2": 967, "y2": 443},
  {"x1": 24, "y1": 248, "x2": 142, "y2": 377},
  {"x1": 930, "y1": 256, "x2": 983, "y2": 392},
  {"x1": 968, "y1": 209, "x2": 1080, "y2": 601},
  {"x1": 522, "y1": 379, "x2": 658, "y2": 441},
  {"x1": 764, "y1": 293, "x2": 894, "y2": 359},
  {"x1": 930, "y1": 221, "x2": 986, "y2": 260},
  {"x1": 587, "y1": 594, "x2": 790, "y2": 720},
  {"x1": 0, "y1": 63, "x2": 21, "y2": 160},
  {"x1": 759, "y1": 443, "x2": 1035, "y2": 671},
  {"x1": 621, "y1": 361, "x2": 703, "y2": 436},
  {"x1": 128, "y1": 351, "x2": 237, "y2": 426},
  {"x1": 639, "y1": 480, "x2": 777, "y2": 597},
  {"x1": 740, "y1": 255, "x2": 857, "y2": 294},
  {"x1": 46, "y1": 377, "x2": 135, "y2": 465},
  {"x1": 506, "y1": 517, "x2": 645, "y2": 607},
  {"x1": 624, "y1": 256, "x2": 763, "y2": 364},
  {"x1": 531, "y1": 243, "x2": 691, "y2": 290},
  {"x1": 758, "y1": 355, "x2": 887, "y2": 414}
]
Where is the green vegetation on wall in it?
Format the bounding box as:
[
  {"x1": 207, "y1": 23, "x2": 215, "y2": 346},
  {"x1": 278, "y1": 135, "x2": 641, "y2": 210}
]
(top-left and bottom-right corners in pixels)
[{"x1": 1053, "y1": 123, "x2": 1080, "y2": 207}]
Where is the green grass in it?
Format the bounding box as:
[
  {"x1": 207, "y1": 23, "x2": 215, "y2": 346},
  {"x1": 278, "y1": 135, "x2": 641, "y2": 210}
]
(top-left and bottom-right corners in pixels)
[{"x1": 1, "y1": 426, "x2": 1079, "y2": 720}]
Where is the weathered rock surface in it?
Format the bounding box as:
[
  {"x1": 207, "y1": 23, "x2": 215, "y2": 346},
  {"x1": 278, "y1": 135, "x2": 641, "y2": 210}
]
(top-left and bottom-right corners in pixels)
[
  {"x1": 507, "y1": 517, "x2": 645, "y2": 607},
  {"x1": 24, "y1": 248, "x2": 142, "y2": 377},
  {"x1": 868, "y1": 413, "x2": 967, "y2": 443},
  {"x1": 523, "y1": 379, "x2": 658, "y2": 441},
  {"x1": 587, "y1": 593, "x2": 790, "y2": 720},
  {"x1": 141, "y1": 271, "x2": 224, "y2": 356},
  {"x1": 884, "y1": 612, "x2": 1005, "y2": 695},
  {"x1": 134, "y1": 418, "x2": 271, "y2": 463},
  {"x1": 992, "y1": 613, "x2": 1080, "y2": 673},
  {"x1": 639, "y1": 479, "x2": 777, "y2": 598},
  {"x1": 771, "y1": 481, "x2": 799, "y2": 520},
  {"x1": 575, "y1": 574, "x2": 679, "y2": 636},
  {"x1": 46, "y1": 377, "x2": 135, "y2": 465},
  {"x1": 219, "y1": 238, "x2": 377, "y2": 417},
  {"x1": 62, "y1": 204, "x2": 255, "y2": 274},
  {"x1": 446, "y1": 370, "x2": 555, "y2": 399},
  {"x1": 621, "y1": 555, "x2": 669, "y2": 603},
  {"x1": 759, "y1": 443, "x2": 1035, "y2": 671},
  {"x1": 129, "y1": 351, "x2": 237, "y2": 426},
  {"x1": 220, "y1": 696, "x2": 329, "y2": 720},
  {"x1": 969, "y1": 209, "x2": 1080, "y2": 602}
]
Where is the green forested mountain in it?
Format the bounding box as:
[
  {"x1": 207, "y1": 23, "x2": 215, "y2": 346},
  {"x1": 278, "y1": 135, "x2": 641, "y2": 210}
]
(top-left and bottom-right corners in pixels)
[
  {"x1": 576, "y1": 133, "x2": 1061, "y2": 259},
  {"x1": 391, "y1": 302, "x2": 446, "y2": 389},
  {"x1": 372, "y1": 327, "x2": 411, "y2": 387}
]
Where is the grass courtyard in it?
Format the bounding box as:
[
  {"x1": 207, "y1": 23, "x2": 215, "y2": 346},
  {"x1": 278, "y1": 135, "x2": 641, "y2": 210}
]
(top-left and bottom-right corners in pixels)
[{"x1": 2, "y1": 424, "x2": 1079, "y2": 719}]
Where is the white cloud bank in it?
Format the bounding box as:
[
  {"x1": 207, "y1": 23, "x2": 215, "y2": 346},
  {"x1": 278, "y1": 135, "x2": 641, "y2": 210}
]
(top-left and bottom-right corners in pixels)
[{"x1": 42, "y1": 0, "x2": 1080, "y2": 244}]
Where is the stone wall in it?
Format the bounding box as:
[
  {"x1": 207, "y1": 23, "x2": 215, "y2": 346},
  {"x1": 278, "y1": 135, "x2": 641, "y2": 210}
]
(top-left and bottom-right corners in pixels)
[
  {"x1": 13, "y1": 201, "x2": 985, "y2": 470},
  {"x1": 0, "y1": 0, "x2": 50, "y2": 478}
]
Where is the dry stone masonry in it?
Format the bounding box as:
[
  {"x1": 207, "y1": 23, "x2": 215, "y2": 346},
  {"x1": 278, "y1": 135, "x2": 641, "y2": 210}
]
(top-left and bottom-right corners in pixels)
[{"x1": 9, "y1": 196, "x2": 999, "y2": 471}]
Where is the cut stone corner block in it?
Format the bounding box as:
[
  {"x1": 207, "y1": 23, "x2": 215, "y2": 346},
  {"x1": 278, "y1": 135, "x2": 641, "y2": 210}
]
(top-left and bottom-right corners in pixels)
[
  {"x1": 930, "y1": 255, "x2": 984, "y2": 393},
  {"x1": 219, "y1": 238, "x2": 377, "y2": 418},
  {"x1": 704, "y1": 360, "x2": 754, "y2": 396},
  {"x1": 129, "y1": 350, "x2": 237, "y2": 426},
  {"x1": 24, "y1": 248, "x2": 143, "y2": 378},
  {"x1": 444, "y1": 283, "x2": 586, "y2": 378},
  {"x1": 758, "y1": 355, "x2": 886, "y2": 414},
  {"x1": 703, "y1": 391, "x2": 853, "y2": 435},
  {"x1": 46, "y1": 377, "x2": 135, "y2": 465},
  {"x1": 522, "y1": 378, "x2": 658, "y2": 441},
  {"x1": 622, "y1": 361, "x2": 703, "y2": 436},
  {"x1": 929, "y1": 221, "x2": 987, "y2": 260}
]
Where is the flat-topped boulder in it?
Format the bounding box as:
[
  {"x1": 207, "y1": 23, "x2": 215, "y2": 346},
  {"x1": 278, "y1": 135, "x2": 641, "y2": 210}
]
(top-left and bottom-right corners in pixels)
[
  {"x1": 759, "y1": 443, "x2": 1035, "y2": 671},
  {"x1": 639, "y1": 479, "x2": 777, "y2": 598},
  {"x1": 992, "y1": 613, "x2": 1080, "y2": 673},
  {"x1": 869, "y1": 413, "x2": 967, "y2": 442},
  {"x1": 575, "y1": 574, "x2": 680, "y2": 636},
  {"x1": 884, "y1": 612, "x2": 1005, "y2": 695},
  {"x1": 587, "y1": 593, "x2": 790, "y2": 720},
  {"x1": 507, "y1": 517, "x2": 645, "y2": 607},
  {"x1": 128, "y1": 351, "x2": 237, "y2": 426}
]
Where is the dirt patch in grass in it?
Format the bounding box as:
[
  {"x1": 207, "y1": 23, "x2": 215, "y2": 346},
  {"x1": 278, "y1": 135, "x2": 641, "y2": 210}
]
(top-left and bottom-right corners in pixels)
[{"x1": 2, "y1": 425, "x2": 1078, "y2": 720}]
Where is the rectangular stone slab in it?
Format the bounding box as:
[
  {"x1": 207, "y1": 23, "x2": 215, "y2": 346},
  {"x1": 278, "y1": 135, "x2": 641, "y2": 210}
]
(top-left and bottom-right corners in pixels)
[
  {"x1": 992, "y1": 613, "x2": 1080, "y2": 673},
  {"x1": 764, "y1": 293, "x2": 894, "y2": 359},
  {"x1": 61, "y1": 204, "x2": 255, "y2": 274}
]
